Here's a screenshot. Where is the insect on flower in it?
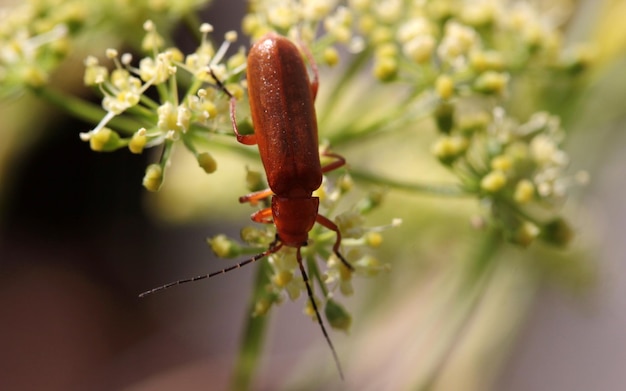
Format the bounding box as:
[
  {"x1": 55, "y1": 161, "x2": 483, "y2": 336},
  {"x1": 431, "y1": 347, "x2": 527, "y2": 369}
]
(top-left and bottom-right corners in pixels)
[{"x1": 140, "y1": 32, "x2": 353, "y2": 379}]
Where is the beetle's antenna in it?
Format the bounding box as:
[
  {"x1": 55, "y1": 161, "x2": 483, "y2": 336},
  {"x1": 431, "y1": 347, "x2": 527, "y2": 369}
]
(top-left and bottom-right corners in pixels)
[
  {"x1": 207, "y1": 67, "x2": 233, "y2": 98},
  {"x1": 296, "y1": 247, "x2": 345, "y2": 380},
  {"x1": 138, "y1": 243, "x2": 282, "y2": 298}
]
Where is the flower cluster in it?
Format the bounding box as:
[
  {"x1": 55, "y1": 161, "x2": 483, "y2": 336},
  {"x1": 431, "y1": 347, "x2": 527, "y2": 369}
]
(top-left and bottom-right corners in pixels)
[
  {"x1": 0, "y1": 1, "x2": 75, "y2": 94},
  {"x1": 0, "y1": 0, "x2": 210, "y2": 97},
  {"x1": 434, "y1": 107, "x2": 587, "y2": 246},
  {"x1": 243, "y1": 0, "x2": 590, "y2": 76},
  {"x1": 242, "y1": 0, "x2": 588, "y2": 247},
  {"x1": 79, "y1": 21, "x2": 247, "y2": 191},
  {"x1": 208, "y1": 169, "x2": 394, "y2": 331}
]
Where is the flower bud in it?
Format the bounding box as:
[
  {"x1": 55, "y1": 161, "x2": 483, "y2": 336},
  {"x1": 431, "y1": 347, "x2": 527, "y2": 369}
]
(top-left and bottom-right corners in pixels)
[
  {"x1": 129, "y1": 131, "x2": 147, "y2": 154},
  {"x1": 90, "y1": 127, "x2": 122, "y2": 152},
  {"x1": 365, "y1": 232, "x2": 383, "y2": 248},
  {"x1": 323, "y1": 46, "x2": 340, "y2": 66},
  {"x1": 197, "y1": 152, "x2": 217, "y2": 173},
  {"x1": 142, "y1": 164, "x2": 163, "y2": 192},
  {"x1": 373, "y1": 56, "x2": 397, "y2": 82},
  {"x1": 325, "y1": 298, "x2": 352, "y2": 332},
  {"x1": 436, "y1": 75, "x2": 455, "y2": 100},
  {"x1": 272, "y1": 271, "x2": 293, "y2": 288},
  {"x1": 473, "y1": 71, "x2": 509, "y2": 95},
  {"x1": 434, "y1": 101, "x2": 455, "y2": 134},
  {"x1": 480, "y1": 170, "x2": 507, "y2": 193},
  {"x1": 207, "y1": 234, "x2": 243, "y2": 258},
  {"x1": 514, "y1": 179, "x2": 535, "y2": 204},
  {"x1": 540, "y1": 217, "x2": 573, "y2": 247},
  {"x1": 432, "y1": 135, "x2": 468, "y2": 165},
  {"x1": 512, "y1": 221, "x2": 540, "y2": 247}
]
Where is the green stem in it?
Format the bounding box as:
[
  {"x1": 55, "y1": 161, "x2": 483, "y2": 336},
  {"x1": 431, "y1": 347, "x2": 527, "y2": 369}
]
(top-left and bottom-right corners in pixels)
[
  {"x1": 349, "y1": 169, "x2": 470, "y2": 197},
  {"x1": 34, "y1": 86, "x2": 144, "y2": 134},
  {"x1": 318, "y1": 48, "x2": 371, "y2": 127},
  {"x1": 322, "y1": 82, "x2": 438, "y2": 150},
  {"x1": 230, "y1": 261, "x2": 273, "y2": 391},
  {"x1": 415, "y1": 227, "x2": 502, "y2": 391},
  {"x1": 306, "y1": 253, "x2": 328, "y2": 297},
  {"x1": 181, "y1": 12, "x2": 203, "y2": 43}
]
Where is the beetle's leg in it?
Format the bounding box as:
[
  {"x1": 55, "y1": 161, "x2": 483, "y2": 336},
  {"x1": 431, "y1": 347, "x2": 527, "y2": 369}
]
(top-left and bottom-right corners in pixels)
[
  {"x1": 239, "y1": 188, "x2": 274, "y2": 205},
  {"x1": 295, "y1": 246, "x2": 345, "y2": 379},
  {"x1": 249, "y1": 207, "x2": 273, "y2": 224},
  {"x1": 321, "y1": 151, "x2": 346, "y2": 174},
  {"x1": 228, "y1": 94, "x2": 257, "y2": 145},
  {"x1": 315, "y1": 214, "x2": 354, "y2": 271},
  {"x1": 208, "y1": 67, "x2": 257, "y2": 145}
]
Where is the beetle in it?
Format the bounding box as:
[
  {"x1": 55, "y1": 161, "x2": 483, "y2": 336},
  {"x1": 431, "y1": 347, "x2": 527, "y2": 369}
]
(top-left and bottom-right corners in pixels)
[{"x1": 140, "y1": 33, "x2": 351, "y2": 378}]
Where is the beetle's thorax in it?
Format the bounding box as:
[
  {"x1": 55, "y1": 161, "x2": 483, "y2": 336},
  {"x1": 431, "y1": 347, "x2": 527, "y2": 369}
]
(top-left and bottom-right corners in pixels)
[{"x1": 271, "y1": 195, "x2": 319, "y2": 246}]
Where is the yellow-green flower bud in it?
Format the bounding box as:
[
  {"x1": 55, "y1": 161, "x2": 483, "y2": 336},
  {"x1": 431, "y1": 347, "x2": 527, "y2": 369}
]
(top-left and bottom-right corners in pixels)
[
  {"x1": 90, "y1": 127, "x2": 122, "y2": 152},
  {"x1": 480, "y1": 170, "x2": 507, "y2": 193},
  {"x1": 474, "y1": 71, "x2": 509, "y2": 95},
  {"x1": 165, "y1": 47, "x2": 184, "y2": 62},
  {"x1": 512, "y1": 221, "x2": 540, "y2": 247},
  {"x1": 323, "y1": 46, "x2": 340, "y2": 66},
  {"x1": 142, "y1": 164, "x2": 163, "y2": 192},
  {"x1": 358, "y1": 14, "x2": 376, "y2": 34},
  {"x1": 365, "y1": 232, "x2": 383, "y2": 248},
  {"x1": 371, "y1": 26, "x2": 394, "y2": 45},
  {"x1": 490, "y1": 155, "x2": 512, "y2": 172},
  {"x1": 436, "y1": 75, "x2": 455, "y2": 100},
  {"x1": 469, "y1": 50, "x2": 505, "y2": 72},
  {"x1": 272, "y1": 271, "x2": 293, "y2": 288},
  {"x1": 432, "y1": 135, "x2": 468, "y2": 165},
  {"x1": 373, "y1": 56, "x2": 398, "y2": 82},
  {"x1": 129, "y1": 131, "x2": 147, "y2": 154},
  {"x1": 514, "y1": 179, "x2": 535, "y2": 204},
  {"x1": 197, "y1": 152, "x2": 217, "y2": 173},
  {"x1": 23, "y1": 65, "x2": 48, "y2": 88},
  {"x1": 325, "y1": 298, "x2": 352, "y2": 332},
  {"x1": 207, "y1": 234, "x2": 243, "y2": 258}
]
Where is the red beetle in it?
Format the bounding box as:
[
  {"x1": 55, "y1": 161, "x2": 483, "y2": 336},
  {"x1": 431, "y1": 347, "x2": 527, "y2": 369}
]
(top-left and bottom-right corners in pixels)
[{"x1": 142, "y1": 33, "x2": 351, "y2": 378}]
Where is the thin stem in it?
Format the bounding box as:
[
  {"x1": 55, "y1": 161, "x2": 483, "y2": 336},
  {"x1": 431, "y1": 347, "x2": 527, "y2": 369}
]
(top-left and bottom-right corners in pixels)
[
  {"x1": 230, "y1": 260, "x2": 273, "y2": 391},
  {"x1": 34, "y1": 86, "x2": 142, "y2": 133},
  {"x1": 182, "y1": 12, "x2": 203, "y2": 43},
  {"x1": 415, "y1": 227, "x2": 502, "y2": 391},
  {"x1": 349, "y1": 169, "x2": 470, "y2": 197},
  {"x1": 306, "y1": 253, "x2": 328, "y2": 297},
  {"x1": 318, "y1": 48, "x2": 371, "y2": 127}
]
